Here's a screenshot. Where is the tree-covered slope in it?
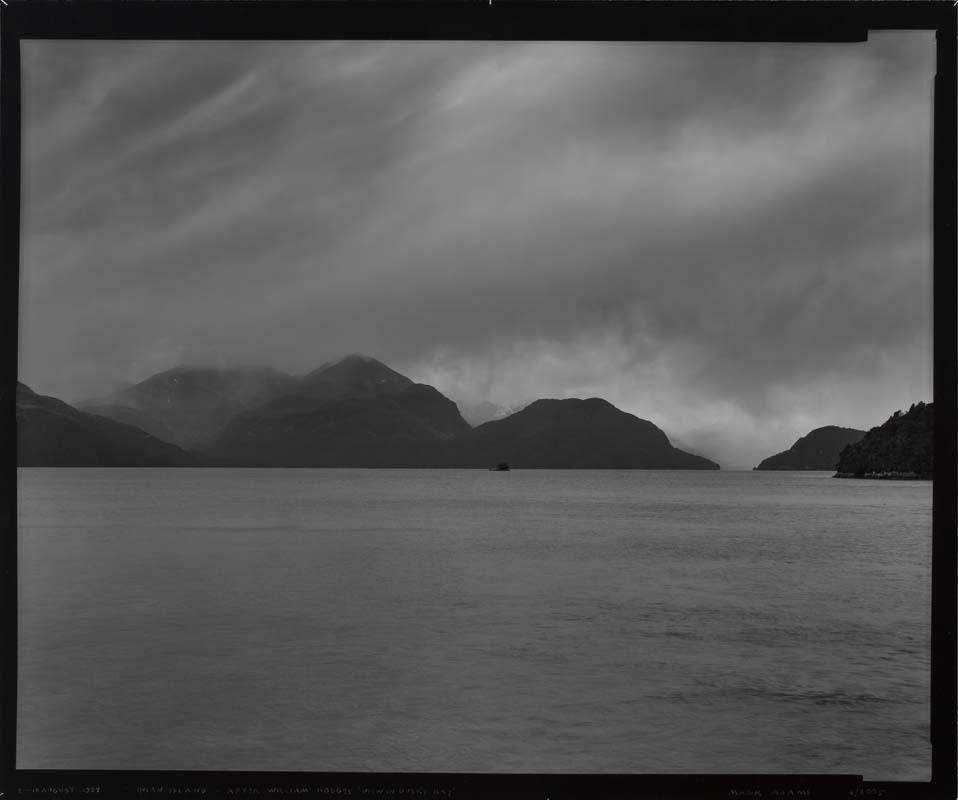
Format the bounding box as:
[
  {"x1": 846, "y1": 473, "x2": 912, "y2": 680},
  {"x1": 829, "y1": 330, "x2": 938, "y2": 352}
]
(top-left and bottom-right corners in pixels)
[{"x1": 834, "y1": 402, "x2": 932, "y2": 479}]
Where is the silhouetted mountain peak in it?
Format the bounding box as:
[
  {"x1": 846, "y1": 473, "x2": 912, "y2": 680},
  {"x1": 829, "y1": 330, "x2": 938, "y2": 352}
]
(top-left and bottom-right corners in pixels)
[
  {"x1": 755, "y1": 425, "x2": 866, "y2": 471},
  {"x1": 524, "y1": 397, "x2": 614, "y2": 412},
  {"x1": 803, "y1": 425, "x2": 861, "y2": 439},
  {"x1": 338, "y1": 353, "x2": 379, "y2": 365},
  {"x1": 293, "y1": 354, "x2": 414, "y2": 408},
  {"x1": 305, "y1": 353, "x2": 410, "y2": 381},
  {"x1": 454, "y1": 395, "x2": 719, "y2": 469},
  {"x1": 507, "y1": 397, "x2": 648, "y2": 429}
]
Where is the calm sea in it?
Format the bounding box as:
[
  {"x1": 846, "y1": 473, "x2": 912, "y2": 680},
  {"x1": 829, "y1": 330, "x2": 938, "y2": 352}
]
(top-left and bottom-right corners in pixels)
[{"x1": 16, "y1": 468, "x2": 931, "y2": 777}]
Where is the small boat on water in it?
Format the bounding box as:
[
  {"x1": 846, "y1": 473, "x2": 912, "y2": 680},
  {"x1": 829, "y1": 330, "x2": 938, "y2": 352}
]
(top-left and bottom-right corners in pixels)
[{"x1": 488, "y1": 462, "x2": 510, "y2": 471}]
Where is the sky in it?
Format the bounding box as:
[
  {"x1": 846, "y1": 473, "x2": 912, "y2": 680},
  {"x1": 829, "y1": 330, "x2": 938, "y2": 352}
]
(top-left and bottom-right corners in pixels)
[{"x1": 19, "y1": 35, "x2": 934, "y2": 469}]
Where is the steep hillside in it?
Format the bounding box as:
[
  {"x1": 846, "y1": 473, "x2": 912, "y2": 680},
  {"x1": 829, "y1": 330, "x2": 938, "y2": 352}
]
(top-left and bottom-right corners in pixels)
[
  {"x1": 17, "y1": 383, "x2": 199, "y2": 467},
  {"x1": 834, "y1": 403, "x2": 933, "y2": 479}
]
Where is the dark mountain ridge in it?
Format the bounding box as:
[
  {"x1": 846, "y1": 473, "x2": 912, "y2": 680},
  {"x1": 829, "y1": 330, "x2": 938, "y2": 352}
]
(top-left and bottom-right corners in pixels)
[
  {"x1": 754, "y1": 425, "x2": 866, "y2": 471},
  {"x1": 17, "y1": 382, "x2": 200, "y2": 467}
]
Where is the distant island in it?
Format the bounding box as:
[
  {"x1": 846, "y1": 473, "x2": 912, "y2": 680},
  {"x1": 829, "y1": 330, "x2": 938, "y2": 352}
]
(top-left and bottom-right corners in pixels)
[
  {"x1": 834, "y1": 402, "x2": 933, "y2": 480},
  {"x1": 753, "y1": 426, "x2": 866, "y2": 471},
  {"x1": 17, "y1": 354, "x2": 720, "y2": 470}
]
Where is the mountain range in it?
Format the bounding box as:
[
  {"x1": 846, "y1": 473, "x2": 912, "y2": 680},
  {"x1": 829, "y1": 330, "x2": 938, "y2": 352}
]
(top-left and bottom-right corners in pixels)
[
  {"x1": 16, "y1": 354, "x2": 934, "y2": 476},
  {"x1": 18, "y1": 354, "x2": 720, "y2": 469}
]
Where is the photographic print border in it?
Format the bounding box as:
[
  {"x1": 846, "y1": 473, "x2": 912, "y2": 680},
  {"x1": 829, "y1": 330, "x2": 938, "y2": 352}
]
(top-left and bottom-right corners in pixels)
[{"x1": 1, "y1": 3, "x2": 955, "y2": 799}]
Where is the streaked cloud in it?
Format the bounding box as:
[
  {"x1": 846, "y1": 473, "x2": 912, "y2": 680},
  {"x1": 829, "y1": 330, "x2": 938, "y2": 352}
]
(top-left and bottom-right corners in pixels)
[{"x1": 19, "y1": 35, "x2": 934, "y2": 467}]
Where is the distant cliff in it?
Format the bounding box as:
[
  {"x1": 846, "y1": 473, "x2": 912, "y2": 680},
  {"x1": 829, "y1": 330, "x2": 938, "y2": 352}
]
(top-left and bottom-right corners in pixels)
[
  {"x1": 754, "y1": 426, "x2": 866, "y2": 471},
  {"x1": 834, "y1": 402, "x2": 932, "y2": 479}
]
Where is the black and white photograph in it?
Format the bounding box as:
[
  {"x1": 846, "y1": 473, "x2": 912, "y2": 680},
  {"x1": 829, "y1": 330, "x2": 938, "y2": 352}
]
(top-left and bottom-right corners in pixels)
[{"x1": 14, "y1": 26, "x2": 939, "y2": 782}]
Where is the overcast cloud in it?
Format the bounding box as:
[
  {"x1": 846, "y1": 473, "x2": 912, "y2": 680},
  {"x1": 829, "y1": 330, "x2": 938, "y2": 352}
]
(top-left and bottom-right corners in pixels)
[{"x1": 19, "y1": 35, "x2": 934, "y2": 468}]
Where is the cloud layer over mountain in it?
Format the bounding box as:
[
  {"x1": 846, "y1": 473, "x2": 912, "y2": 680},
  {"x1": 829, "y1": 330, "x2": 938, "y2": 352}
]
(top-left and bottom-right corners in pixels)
[{"x1": 19, "y1": 35, "x2": 934, "y2": 467}]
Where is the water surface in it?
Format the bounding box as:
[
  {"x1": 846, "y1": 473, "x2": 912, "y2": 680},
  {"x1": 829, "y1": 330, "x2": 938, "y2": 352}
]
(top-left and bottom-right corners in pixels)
[{"x1": 17, "y1": 468, "x2": 931, "y2": 777}]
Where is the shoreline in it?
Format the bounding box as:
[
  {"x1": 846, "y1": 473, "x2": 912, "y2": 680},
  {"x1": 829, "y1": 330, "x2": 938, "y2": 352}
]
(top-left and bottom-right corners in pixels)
[{"x1": 834, "y1": 470, "x2": 931, "y2": 480}]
